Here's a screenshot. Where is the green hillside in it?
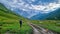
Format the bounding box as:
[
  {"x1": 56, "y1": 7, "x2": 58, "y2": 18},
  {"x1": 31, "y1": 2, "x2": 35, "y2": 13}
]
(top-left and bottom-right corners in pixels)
[
  {"x1": 46, "y1": 8, "x2": 60, "y2": 20},
  {"x1": 31, "y1": 20, "x2": 60, "y2": 33},
  {"x1": 0, "y1": 3, "x2": 32, "y2": 34}
]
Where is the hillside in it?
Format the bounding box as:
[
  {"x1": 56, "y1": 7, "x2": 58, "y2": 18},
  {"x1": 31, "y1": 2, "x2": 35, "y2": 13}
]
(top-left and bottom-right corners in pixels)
[
  {"x1": 0, "y1": 3, "x2": 32, "y2": 34},
  {"x1": 30, "y1": 13, "x2": 47, "y2": 20},
  {"x1": 30, "y1": 8, "x2": 60, "y2": 20},
  {"x1": 46, "y1": 8, "x2": 60, "y2": 20}
]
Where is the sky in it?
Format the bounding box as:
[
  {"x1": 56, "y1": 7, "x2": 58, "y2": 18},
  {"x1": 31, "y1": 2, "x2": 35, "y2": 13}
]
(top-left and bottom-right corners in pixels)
[
  {"x1": 0, "y1": 0, "x2": 60, "y2": 18},
  {"x1": 0, "y1": 0, "x2": 60, "y2": 12}
]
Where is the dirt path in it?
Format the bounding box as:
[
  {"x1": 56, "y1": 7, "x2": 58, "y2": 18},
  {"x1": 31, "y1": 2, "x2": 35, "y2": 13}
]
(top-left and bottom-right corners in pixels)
[
  {"x1": 28, "y1": 23, "x2": 57, "y2": 34},
  {"x1": 29, "y1": 23, "x2": 42, "y2": 34}
]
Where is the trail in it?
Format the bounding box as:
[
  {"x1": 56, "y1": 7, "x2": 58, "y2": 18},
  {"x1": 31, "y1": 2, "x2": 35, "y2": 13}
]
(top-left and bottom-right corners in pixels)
[
  {"x1": 29, "y1": 23, "x2": 57, "y2": 34},
  {"x1": 29, "y1": 23, "x2": 42, "y2": 34}
]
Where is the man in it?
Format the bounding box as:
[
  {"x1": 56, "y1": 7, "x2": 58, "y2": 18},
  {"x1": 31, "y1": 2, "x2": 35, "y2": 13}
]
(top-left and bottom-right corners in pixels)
[{"x1": 19, "y1": 19, "x2": 23, "y2": 27}]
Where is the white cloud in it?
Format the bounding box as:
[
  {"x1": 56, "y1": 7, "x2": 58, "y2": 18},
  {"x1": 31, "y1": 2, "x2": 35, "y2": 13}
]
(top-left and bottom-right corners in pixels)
[
  {"x1": 43, "y1": 3, "x2": 60, "y2": 11},
  {"x1": 31, "y1": 0, "x2": 35, "y2": 1},
  {"x1": 28, "y1": 2, "x2": 60, "y2": 12},
  {"x1": 31, "y1": 5, "x2": 46, "y2": 10},
  {"x1": 0, "y1": 0, "x2": 60, "y2": 17}
]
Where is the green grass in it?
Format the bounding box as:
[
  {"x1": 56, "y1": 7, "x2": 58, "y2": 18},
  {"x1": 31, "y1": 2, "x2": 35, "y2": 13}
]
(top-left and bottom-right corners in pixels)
[
  {"x1": 0, "y1": 3, "x2": 32, "y2": 34},
  {"x1": 31, "y1": 20, "x2": 60, "y2": 33}
]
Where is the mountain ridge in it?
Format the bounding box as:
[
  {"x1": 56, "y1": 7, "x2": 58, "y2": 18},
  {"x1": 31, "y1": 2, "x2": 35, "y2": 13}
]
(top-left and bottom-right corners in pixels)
[
  {"x1": 30, "y1": 8, "x2": 60, "y2": 20},
  {"x1": 46, "y1": 8, "x2": 60, "y2": 20}
]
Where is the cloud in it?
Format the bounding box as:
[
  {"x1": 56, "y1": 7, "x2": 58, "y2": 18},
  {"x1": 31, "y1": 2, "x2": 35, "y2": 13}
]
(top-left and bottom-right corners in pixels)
[
  {"x1": 30, "y1": 2, "x2": 60, "y2": 11},
  {"x1": 0, "y1": 0, "x2": 60, "y2": 18}
]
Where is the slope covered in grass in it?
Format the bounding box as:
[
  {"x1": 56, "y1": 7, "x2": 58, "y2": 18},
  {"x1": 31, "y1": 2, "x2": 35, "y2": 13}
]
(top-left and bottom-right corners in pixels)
[
  {"x1": 31, "y1": 20, "x2": 60, "y2": 33},
  {"x1": 0, "y1": 3, "x2": 32, "y2": 34}
]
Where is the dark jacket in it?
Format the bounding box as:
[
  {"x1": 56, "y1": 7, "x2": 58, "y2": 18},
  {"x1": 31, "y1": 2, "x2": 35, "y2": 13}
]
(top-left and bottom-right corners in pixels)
[{"x1": 20, "y1": 20, "x2": 22, "y2": 25}]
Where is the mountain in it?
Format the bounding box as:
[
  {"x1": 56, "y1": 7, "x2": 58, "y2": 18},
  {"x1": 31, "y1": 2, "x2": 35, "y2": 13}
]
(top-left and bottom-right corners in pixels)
[
  {"x1": 11, "y1": 8, "x2": 39, "y2": 18},
  {"x1": 30, "y1": 12, "x2": 47, "y2": 20},
  {"x1": 0, "y1": 3, "x2": 21, "y2": 17},
  {"x1": 0, "y1": 3, "x2": 25, "y2": 24},
  {"x1": 46, "y1": 8, "x2": 60, "y2": 20},
  {"x1": 0, "y1": 3, "x2": 28, "y2": 22},
  {"x1": 30, "y1": 8, "x2": 60, "y2": 20},
  {"x1": 12, "y1": 8, "x2": 30, "y2": 18}
]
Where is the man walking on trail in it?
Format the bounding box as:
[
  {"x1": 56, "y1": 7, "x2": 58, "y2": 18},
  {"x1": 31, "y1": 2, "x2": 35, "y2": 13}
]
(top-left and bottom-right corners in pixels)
[{"x1": 19, "y1": 19, "x2": 23, "y2": 27}]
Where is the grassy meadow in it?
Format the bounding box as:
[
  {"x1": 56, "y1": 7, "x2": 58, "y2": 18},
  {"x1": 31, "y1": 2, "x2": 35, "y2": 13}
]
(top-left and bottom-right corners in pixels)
[
  {"x1": 0, "y1": 3, "x2": 32, "y2": 34},
  {"x1": 31, "y1": 20, "x2": 60, "y2": 33}
]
